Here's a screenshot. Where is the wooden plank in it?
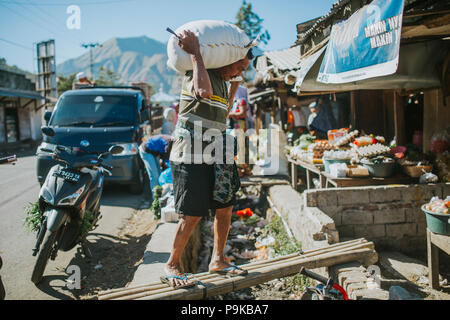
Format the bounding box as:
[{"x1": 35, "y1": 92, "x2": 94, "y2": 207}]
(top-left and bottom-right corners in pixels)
[
  {"x1": 321, "y1": 172, "x2": 417, "y2": 188},
  {"x1": 429, "y1": 231, "x2": 450, "y2": 255}
]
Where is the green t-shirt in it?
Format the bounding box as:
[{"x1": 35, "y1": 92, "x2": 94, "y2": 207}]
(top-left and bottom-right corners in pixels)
[{"x1": 170, "y1": 70, "x2": 231, "y2": 164}]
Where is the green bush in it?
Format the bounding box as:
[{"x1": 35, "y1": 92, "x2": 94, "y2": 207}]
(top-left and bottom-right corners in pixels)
[{"x1": 23, "y1": 202, "x2": 43, "y2": 233}]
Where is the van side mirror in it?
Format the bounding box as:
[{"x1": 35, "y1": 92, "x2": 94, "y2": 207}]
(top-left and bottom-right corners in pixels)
[
  {"x1": 44, "y1": 111, "x2": 52, "y2": 123},
  {"x1": 41, "y1": 126, "x2": 55, "y2": 137}
]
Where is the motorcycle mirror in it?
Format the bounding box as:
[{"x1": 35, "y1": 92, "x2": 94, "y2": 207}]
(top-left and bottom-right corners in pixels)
[
  {"x1": 108, "y1": 145, "x2": 124, "y2": 155},
  {"x1": 41, "y1": 126, "x2": 55, "y2": 137}
]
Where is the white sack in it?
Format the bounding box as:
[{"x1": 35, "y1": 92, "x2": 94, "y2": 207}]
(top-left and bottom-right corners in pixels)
[{"x1": 167, "y1": 20, "x2": 253, "y2": 74}]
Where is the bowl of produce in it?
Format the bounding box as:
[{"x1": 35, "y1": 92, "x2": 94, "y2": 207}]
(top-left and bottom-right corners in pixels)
[
  {"x1": 360, "y1": 156, "x2": 396, "y2": 178},
  {"x1": 422, "y1": 197, "x2": 450, "y2": 235}
]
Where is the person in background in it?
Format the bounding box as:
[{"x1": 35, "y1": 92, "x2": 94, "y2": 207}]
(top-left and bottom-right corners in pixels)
[
  {"x1": 229, "y1": 98, "x2": 248, "y2": 131},
  {"x1": 309, "y1": 96, "x2": 337, "y2": 139},
  {"x1": 139, "y1": 134, "x2": 173, "y2": 201},
  {"x1": 72, "y1": 72, "x2": 93, "y2": 89},
  {"x1": 287, "y1": 105, "x2": 309, "y2": 141},
  {"x1": 307, "y1": 101, "x2": 319, "y2": 132},
  {"x1": 162, "y1": 107, "x2": 177, "y2": 135}
]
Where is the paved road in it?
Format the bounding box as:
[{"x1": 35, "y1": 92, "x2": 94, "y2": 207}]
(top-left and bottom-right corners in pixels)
[{"x1": 0, "y1": 155, "x2": 144, "y2": 300}]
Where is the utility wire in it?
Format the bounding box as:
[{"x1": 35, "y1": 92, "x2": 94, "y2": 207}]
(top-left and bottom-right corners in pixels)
[
  {"x1": 0, "y1": 37, "x2": 33, "y2": 50},
  {"x1": 0, "y1": 0, "x2": 139, "y2": 6}
]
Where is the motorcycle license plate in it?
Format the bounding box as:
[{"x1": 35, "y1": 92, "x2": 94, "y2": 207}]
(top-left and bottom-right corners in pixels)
[{"x1": 53, "y1": 169, "x2": 80, "y2": 183}]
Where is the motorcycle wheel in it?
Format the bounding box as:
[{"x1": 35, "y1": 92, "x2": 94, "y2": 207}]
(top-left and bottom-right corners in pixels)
[{"x1": 31, "y1": 230, "x2": 57, "y2": 285}]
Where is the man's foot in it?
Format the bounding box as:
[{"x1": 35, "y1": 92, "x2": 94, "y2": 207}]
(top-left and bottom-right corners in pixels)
[
  {"x1": 162, "y1": 264, "x2": 196, "y2": 289},
  {"x1": 209, "y1": 260, "x2": 248, "y2": 277}
]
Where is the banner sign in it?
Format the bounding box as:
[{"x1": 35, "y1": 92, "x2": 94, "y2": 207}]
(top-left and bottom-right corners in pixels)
[{"x1": 317, "y1": 0, "x2": 405, "y2": 84}]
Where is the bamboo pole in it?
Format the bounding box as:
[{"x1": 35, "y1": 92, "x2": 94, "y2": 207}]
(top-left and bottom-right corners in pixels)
[
  {"x1": 98, "y1": 238, "x2": 369, "y2": 298},
  {"x1": 136, "y1": 248, "x2": 376, "y2": 300},
  {"x1": 99, "y1": 243, "x2": 377, "y2": 300}
]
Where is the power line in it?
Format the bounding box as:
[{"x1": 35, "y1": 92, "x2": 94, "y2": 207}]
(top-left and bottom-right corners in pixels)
[
  {"x1": 0, "y1": 0, "x2": 139, "y2": 6},
  {"x1": 0, "y1": 37, "x2": 33, "y2": 50}
]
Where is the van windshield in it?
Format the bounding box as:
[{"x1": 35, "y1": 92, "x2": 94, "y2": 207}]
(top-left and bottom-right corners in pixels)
[{"x1": 50, "y1": 94, "x2": 137, "y2": 127}]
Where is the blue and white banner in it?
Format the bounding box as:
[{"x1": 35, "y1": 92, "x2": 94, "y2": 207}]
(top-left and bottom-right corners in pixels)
[{"x1": 317, "y1": 0, "x2": 405, "y2": 84}]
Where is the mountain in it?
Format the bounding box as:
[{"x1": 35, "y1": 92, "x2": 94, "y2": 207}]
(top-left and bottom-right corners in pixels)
[{"x1": 56, "y1": 36, "x2": 182, "y2": 95}]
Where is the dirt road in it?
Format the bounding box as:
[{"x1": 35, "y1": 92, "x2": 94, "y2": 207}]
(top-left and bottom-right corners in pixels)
[{"x1": 0, "y1": 154, "x2": 149, "y2": 300}]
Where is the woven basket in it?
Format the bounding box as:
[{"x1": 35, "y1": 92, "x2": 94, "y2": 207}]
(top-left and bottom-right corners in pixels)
[{"x1": 402, "y1": 165, "x2": 433, "y2": 178}]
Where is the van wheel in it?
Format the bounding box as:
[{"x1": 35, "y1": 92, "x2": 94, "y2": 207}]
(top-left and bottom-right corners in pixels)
[{"x1": 129, "y1": 166, "x2": 145, "y2": 194}]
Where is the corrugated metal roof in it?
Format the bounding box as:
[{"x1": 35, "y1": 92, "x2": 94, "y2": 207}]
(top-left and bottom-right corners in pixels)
[
  {"x1": 263, "y1": 45, "x2": 302, "y2": 71},
  {"x1": 0, "y1": 87, "x2": 47, "y2": 100}
]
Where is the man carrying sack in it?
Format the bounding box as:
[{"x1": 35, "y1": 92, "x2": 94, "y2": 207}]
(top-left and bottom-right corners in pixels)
[{"x1": 161, "y1": 29, "x2": 253, "y2": 289}]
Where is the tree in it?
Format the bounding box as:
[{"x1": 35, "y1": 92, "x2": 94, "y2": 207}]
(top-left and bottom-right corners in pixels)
[
  {"x1": 235, "y1": 0, "x2": 270, "y2": 45},
  {"x1": 95, "y1": 66, "x2": 121, "y2": 86},
  {"x1": 57, "y1": 73, "x2": 76, "y2": 96}
]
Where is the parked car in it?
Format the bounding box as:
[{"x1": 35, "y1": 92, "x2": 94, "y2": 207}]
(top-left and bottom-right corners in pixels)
[{"x1": 36, "y1": 86, "x2": 152, "y2": 194}]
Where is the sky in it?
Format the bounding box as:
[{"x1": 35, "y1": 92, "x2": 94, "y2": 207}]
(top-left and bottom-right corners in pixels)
[{"x1": 0, "y1": 0, "x2": 336, "y2": 73}]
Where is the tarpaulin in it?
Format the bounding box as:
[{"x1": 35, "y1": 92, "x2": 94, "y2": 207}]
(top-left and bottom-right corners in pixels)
[{"x1": 317, "y1": 0, "x2": 405, "y2": 84}]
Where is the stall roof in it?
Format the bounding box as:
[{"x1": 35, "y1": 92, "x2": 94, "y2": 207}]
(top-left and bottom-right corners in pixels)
[
  {"x1": 248, "y1": 88, "x2": 276, "y2": 104},
  {"x1": 0, "y1": 87, "x2": 47, "y2": 100},
  {"x1": 255, "y1": 46, "x2": 302, "y2": 83},
  {"x1": 294, "y1": 39, "x2": 449, "y2": 94}
]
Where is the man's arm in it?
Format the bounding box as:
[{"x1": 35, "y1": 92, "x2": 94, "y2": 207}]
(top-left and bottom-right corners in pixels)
[{"x1": 178, "y1": 30, "x2": 213, "y2": 99}]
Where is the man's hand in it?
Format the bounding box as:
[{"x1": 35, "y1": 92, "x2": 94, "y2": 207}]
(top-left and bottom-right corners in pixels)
[{"x1": 178, "y1": 30, "x2": 201, "y2": 56}]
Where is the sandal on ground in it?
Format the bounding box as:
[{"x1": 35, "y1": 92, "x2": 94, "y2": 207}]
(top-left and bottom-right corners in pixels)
[
  {"x1": 160, "y1": 274, "x2": 196, "y2": 289},
  {"x1": 210, "y1": 265, "x2": 248, "y2": 277}
]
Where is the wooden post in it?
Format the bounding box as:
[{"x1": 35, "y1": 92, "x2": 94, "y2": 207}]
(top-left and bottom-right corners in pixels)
[
  {"x1": 393, "y1": 90, "x2": 406, "y2": 146},
  {"x1": 427, "y1": 228, "x2": 440, "y2": 289},
  {"x1": 291, "y1": 162, "x2": 298, "y2": 189},
  {"x1": 255, "y1": 103, "x2": 261, "y2": 134},
  {"x1": 350, "y1": 91, "x2": 356, "y2": 129}
]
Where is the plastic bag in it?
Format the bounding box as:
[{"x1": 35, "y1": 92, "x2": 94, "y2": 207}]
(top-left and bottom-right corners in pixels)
[
  {"x1": 167, "y1": 20, "x2": 253, "y2": 73},
  {"x1": 158, "y1": 167, "x2": 173, "y2": 185}
]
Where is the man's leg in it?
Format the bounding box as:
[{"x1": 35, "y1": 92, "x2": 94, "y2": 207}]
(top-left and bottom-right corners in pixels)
[
  {"x1": 164, "y1": 214, "x2": 202, "y2": 287},
  {"x1": 208, "y1": 205, "x2": 246, "y2": 275}
]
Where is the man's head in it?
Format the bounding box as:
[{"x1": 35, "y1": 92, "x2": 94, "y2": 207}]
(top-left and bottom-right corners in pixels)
[
  {"x1": 309, "y1": 101, "x2": 318, "y2": 114},
  {"x1": 217, "y1": 49, "x2": 253, "y2": 81},
  {"x1": 76, "y1": 72, "x2": 88, "y2": 83}
]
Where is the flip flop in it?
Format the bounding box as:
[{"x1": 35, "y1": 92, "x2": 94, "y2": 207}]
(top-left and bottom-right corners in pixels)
[
  {"x1": 160, "y1": 274, "x2": 196, "y2": 289},
  {"x1": 211, "y1": 265, "x2": 248, "y2": 277}
]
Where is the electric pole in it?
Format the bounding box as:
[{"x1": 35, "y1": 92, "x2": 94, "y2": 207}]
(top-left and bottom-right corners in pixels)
[{"x1": 81, "y1": 42, "x2": 101, "y2": 81}]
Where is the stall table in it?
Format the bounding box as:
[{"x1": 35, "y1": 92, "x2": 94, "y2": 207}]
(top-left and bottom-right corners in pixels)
[
  {"x1": 427, "y1": 229, "x2": 450, "y2": 290},
  {"x1": 321, "y1": 172, "x2": 418, "y2": 188},
  {"x1": 288, "y1": 156, "x2": 325, "y2": 190}
]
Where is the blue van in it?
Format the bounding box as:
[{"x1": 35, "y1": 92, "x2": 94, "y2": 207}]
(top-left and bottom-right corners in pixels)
[{"x1": 36, "y1": 86, "x2": 151, "y2": 194}]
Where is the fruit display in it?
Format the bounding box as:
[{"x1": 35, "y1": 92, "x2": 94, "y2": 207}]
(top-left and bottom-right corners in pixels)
[{"x1": 423, "y1": 197, "x2": 450, "y2": 214}]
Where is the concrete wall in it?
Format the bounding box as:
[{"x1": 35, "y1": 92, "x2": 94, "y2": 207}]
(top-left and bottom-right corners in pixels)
[
  {"x1": 268, "y1": 185, "x2": 340, "y2": 251},
  {"x1": 303, "y1": 183, "x2": 450, "y2": 253}
]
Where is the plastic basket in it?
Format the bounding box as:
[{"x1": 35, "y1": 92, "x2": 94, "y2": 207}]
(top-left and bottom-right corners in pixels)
[{"x1": 421, "y1": 205, "x2": 450, "y2": 235}]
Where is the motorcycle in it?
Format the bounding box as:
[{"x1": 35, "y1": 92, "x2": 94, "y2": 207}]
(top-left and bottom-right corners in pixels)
[
  {"x1": 31, "y1": 126, "x2": 123, "y2": 285},
  {"x1": 0, "y1": 154, "x2": 17, "y2": 299}
]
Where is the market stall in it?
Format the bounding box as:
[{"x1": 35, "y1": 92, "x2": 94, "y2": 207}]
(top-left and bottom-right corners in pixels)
[{"x1": 285, "y1": 127, "x2": 446, "y2": 190}]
